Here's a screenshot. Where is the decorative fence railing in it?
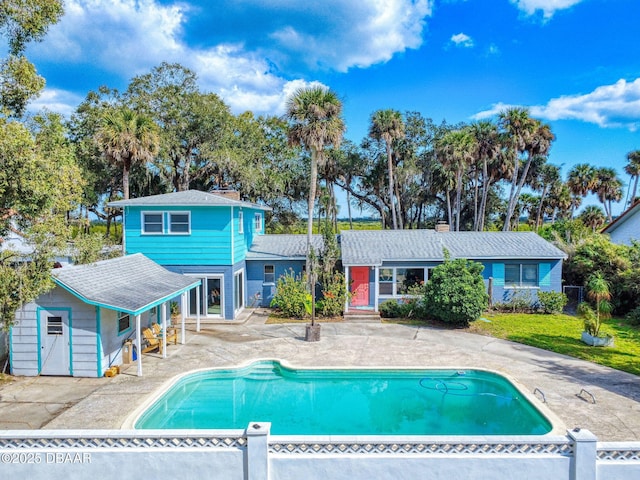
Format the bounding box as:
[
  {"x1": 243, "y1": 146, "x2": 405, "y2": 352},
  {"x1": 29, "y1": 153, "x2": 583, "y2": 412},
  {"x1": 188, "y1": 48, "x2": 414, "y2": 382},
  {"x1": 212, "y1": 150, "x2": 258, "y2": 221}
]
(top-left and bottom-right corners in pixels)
[{"x1": 1, "y1": 425, "x2": 639, "y2": 480}]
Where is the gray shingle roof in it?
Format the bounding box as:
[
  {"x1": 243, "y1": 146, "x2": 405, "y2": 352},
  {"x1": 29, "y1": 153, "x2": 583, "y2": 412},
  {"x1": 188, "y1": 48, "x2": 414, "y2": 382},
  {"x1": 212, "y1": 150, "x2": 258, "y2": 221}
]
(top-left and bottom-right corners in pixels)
[
  {"x1": 247, "y1": 234, "x2": 325, "y2": 260},
  {"x1": 339, "y1": 230, "x2": 566, "y2": 266},
  {"x1": 108, "y1": 190, "x2": 271, "y2": 211},
  {"x1": 52, "y1": 254, "x2": 200, "y2": 315}
]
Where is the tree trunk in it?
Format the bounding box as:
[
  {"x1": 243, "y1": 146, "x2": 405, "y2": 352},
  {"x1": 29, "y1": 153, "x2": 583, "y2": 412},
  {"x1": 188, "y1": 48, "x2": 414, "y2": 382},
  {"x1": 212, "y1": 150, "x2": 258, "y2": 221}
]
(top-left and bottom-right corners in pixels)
[
  {"x1": 347, "y1": 190, "x2": 353, "y2": 230},
  {"x1": 307, "y1": 148, "x2": 319, "y2": 286},
  {"x1": 385, "y1": 142, "x2": 397, "y2": 229}
]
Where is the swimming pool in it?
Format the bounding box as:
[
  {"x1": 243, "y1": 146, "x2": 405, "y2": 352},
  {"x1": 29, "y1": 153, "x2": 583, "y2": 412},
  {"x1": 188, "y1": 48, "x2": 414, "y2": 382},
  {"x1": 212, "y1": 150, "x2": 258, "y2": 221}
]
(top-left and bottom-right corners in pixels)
[{"x1": 134, "y1": 360, "x2": 552, "y2": 435}]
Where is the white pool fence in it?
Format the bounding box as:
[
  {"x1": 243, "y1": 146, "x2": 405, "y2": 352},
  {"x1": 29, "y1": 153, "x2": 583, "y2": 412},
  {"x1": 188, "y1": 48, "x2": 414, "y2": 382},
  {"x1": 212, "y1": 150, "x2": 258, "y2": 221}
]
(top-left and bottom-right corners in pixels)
[{"x1": 0, "y1": 424, "x2": 639, "y2": 480}]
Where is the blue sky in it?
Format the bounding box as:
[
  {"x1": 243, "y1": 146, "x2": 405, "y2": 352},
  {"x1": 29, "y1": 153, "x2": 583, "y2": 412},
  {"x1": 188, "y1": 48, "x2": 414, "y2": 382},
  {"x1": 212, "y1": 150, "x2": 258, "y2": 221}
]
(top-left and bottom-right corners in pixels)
[{"x1": 26, "y1": 0, "x2": 640, "y2": 215}]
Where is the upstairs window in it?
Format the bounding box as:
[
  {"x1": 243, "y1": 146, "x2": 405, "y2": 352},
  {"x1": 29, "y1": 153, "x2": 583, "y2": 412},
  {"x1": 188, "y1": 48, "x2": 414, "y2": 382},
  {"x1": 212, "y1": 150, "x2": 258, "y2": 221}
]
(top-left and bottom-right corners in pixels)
[
  {"x1": 254, "y1": 213, "x2": 262, "y2": 231},
  {"x1": 142, "y1": 212, "x2": 163, "y2": 234},
  {"x1": 169, "y1": 212, "x2": 190, "y2": 234},
  {"x1": 238, "y1": 210, "x2": 244, "y2": 234}
]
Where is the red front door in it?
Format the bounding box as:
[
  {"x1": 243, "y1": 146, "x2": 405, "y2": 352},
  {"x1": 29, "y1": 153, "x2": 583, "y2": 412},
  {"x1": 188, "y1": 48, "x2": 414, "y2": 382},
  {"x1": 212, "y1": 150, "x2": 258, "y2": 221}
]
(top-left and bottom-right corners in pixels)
[{"x1": 350, "y1": 267, "x2": 370, "y2": 307}]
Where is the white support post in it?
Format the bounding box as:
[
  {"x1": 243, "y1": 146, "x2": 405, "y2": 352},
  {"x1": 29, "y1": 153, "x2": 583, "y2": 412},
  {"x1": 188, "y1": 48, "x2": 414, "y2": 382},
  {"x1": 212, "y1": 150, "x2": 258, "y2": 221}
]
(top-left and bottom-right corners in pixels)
[
  {"x1": 181, "y1": 291, "x2": 187, "y2": 345},
  {"x1": 246, "y1": 422, "x2": 270, "y2": 480},
  {"x1": 568, "y1": 428, "x2": 598, "y2": 480},
  {"x1": 196, "y1": 286, "x2": 201, "y2": 332},
  {"x1": 374, "y1": 266, "x2": 379, "y2": 312},
  {"x1": 161, "y1": 302, "x2": 167, "y2": 359},
  {"x1": 135, "y1": 314, "x2": 142, "y2": 377},
  {"x1": 344, "y1": 266, "x2": 350, "y2": 313}
]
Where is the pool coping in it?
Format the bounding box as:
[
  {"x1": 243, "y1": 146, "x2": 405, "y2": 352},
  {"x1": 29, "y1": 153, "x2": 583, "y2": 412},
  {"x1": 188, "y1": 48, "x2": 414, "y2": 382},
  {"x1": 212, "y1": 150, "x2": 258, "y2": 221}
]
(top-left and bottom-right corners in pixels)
[{"x1": 121, "y1": 357, "x2": 566, "y2": 435}]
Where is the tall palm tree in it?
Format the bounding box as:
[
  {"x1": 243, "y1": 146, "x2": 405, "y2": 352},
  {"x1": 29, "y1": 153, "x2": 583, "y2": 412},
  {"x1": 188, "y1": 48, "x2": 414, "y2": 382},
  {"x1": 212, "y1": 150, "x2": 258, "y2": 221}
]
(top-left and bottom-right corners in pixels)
[
  {"x1": 579, "y1": 205, "x2": 606, "y2": 232},
  {"x1": 285, "y1": 86, "x2": 345, "y2": 273},
  {"x1": 95, "y1": 107, "x2": 160, "y2": 199},
  {"x1": 369, "y1": 109, "x2": 405, "y2": 229},
  {"x1": 498, "y1": 108, "x2": 545, "y2": 231},
  {"x1": 470, "y1": 120, "x2": 501, "y2": 231},
  {"x1": 593, "y1": 167, "x2": 623, "y2": 222},
  {"x1": 437, "y1": 128, "x2": 476, "y2": 231},
  {"x1": 530, "y1": 163, "x2": 560, "y2": 230},
  {"x1": 624, "y1": 150, "x2": 640, "y2": 206}
]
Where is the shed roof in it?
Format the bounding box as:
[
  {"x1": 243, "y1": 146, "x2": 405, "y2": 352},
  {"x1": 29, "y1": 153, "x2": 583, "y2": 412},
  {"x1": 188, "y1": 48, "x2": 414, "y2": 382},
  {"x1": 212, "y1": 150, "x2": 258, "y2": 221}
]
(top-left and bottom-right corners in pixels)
[
  {"x1": 339, "y1": 230, "x2": 567, "y2": 266},
  {"x1": 108, "y1": 189, "x2": 271, "y2": 211},
  {"x1": 51, "y1": 253, "x2": 200, "y2": 315},
  {"x1": 246, "y1": 234, "x2": 325, "y2": 260}
]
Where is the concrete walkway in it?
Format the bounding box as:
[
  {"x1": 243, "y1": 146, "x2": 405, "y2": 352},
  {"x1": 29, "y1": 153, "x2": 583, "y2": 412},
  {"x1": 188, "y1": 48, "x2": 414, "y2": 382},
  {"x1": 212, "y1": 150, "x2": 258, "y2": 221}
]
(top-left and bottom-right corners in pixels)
[{"x1": 1, "y1": 309, "x2": 638, "y2": 440}]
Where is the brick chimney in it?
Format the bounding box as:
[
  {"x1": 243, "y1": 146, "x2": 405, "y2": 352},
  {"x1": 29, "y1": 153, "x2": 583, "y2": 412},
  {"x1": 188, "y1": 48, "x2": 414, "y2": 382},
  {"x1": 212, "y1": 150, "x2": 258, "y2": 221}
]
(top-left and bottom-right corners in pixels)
[{"x1": 435, "y1": 221, "x2": 450, "y2": 232}]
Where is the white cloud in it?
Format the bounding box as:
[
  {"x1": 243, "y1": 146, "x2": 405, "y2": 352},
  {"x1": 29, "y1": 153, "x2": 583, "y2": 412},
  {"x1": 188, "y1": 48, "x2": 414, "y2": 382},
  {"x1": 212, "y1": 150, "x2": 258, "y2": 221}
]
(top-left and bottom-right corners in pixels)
[
  {"x1": 29, "y1": 88, "x2": 84, "y2": 117},
  {"x1": 510, "y1": 0, "x2": 584, "y2": 20},
  {"x1": 31, "y1": 0, "x2": 433, "y2": 116},
  {"x1": 450, "y1": 33, "x2": 474, "y2": 48},
  {"x1": 472, "y1": 78, "x2": 640, "y2": 131}
]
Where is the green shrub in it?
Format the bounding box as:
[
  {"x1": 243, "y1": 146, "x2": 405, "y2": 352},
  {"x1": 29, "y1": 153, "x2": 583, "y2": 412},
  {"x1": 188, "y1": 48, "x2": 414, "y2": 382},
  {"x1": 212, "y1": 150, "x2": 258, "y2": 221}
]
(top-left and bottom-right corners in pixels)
[
  {"x1": 625, "y1": 307, "x2": 640, "y2": 326},
  {"x1": 537, "y1": 291, "x2": 568, "y2": 314},
  {"x1": 379, "y1": 299, "x2": 403, "y2": 318},
  {"x1": 270, "y1": 270, "x2": 311, "y2": 318},
  {"x1": 319, "y1": 272, "x2": 348, "y2": 317},
  {"x1": 424, "y1": 257, "x2": 488, "y2": 327}
]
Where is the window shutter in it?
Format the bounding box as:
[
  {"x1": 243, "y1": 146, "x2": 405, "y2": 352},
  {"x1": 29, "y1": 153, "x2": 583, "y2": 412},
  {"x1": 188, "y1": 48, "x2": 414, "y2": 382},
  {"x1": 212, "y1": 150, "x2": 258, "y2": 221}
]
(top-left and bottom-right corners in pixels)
[
  {"x1": 539, "y1": 263, "x2": 551, "y2": 287},
  {"x1": 493, "y1": 263, "x2": 504, "y2": 286}
]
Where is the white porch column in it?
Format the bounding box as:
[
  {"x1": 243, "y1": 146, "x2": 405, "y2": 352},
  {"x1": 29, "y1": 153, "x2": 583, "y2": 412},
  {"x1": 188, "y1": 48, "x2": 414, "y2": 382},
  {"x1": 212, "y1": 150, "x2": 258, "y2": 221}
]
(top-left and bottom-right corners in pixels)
[
  {"x1": 135, "y1": 314, "x2": 142, "y2": 377},
  {"x1": 196, "y1": 286, "x2": 201, "y2": 332},
  {"x1": 161, "y1": 302, "x2": 167, "y2": 359},
  {"x1": 374, "y1": 266, "x2": 379, "y2": 313},
  {"x1": 181, "y1": 291, "x2": 187, "y2": 345},
  {"x1": 344, "y1": 266, "x2": 350, "y2": 313}
]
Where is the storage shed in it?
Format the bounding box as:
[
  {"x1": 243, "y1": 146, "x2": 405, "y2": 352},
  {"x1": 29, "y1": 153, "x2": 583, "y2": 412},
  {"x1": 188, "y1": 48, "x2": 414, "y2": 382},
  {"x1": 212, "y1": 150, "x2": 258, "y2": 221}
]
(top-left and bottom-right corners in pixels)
[{"x1": 10, "y1": 254, "x2": 200, "y2": 378}]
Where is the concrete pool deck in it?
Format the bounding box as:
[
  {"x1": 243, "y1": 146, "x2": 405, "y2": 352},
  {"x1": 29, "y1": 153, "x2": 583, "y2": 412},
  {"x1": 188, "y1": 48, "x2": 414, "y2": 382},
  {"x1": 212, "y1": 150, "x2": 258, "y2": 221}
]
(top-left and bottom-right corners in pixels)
[{"x1": 0, "y1": 308, "x2": 638, "y2": 440}]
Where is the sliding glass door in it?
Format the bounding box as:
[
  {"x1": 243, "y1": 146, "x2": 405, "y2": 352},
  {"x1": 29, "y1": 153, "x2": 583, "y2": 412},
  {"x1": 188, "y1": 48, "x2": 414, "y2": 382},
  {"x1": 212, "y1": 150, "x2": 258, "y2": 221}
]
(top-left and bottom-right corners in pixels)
[{"x1": 188, "y1": 275, "x2": 223, "y2": 318}]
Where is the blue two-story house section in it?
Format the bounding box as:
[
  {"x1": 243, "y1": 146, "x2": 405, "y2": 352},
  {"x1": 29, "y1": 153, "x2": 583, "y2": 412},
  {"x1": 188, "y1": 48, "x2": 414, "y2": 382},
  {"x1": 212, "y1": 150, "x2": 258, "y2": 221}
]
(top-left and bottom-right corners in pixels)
[{"x1": 109, "y1": 190, "x2": 270, "y2": 320}]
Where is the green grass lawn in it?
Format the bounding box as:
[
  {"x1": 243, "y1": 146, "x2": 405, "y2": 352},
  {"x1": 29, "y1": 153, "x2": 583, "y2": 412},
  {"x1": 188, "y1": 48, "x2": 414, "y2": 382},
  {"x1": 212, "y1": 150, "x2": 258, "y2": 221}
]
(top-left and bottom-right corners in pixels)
[{"x1": 468, "y1": 312, "x2": 640, "y2": 376}]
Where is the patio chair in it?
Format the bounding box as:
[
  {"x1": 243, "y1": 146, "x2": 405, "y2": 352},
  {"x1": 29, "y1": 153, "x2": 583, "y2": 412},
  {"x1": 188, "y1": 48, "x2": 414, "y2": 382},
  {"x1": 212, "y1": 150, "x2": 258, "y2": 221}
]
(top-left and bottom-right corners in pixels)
[
  {"x1": 151, "y1": 322, "x2": 178, "y2": 345},
  {"x1": 141, "y1": 327, "x2": 162, "y2": 354}
]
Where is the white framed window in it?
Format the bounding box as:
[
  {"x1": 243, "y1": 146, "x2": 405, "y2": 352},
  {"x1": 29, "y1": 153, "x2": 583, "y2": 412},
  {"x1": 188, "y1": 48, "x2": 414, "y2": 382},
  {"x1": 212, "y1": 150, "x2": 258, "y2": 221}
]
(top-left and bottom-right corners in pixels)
[
  {"x1": 505, "y1": 264, "x2": 539, "y2": 288},
  {"x1": 169, "y1": 211, "x2": 190, "y2": 234},
  {"x1": 254, "y1": 213, "x2": 262, "y2": 231},
  {"x1": 264, "y1": 265, "x2": 275, "y2": 283},
  {"x1": 238, "y1": 210, "x2": 244, "y2": 234},
  {"x1": 378, "y1": 267, "x2": 430, "y2": 296},
  {"x1": 142, "y1": 212, "x2": 163, "y2": 234},
  {"x1": 117, "y1": 312, "x2": 131, "y2": 335}
]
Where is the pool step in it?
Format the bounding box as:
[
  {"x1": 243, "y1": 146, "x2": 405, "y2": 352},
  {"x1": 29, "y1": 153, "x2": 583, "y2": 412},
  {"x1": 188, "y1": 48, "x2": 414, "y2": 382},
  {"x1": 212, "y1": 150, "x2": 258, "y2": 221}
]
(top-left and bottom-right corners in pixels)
[{"x1": 245, "y1": 363, "x2": 282, "y2": 381}]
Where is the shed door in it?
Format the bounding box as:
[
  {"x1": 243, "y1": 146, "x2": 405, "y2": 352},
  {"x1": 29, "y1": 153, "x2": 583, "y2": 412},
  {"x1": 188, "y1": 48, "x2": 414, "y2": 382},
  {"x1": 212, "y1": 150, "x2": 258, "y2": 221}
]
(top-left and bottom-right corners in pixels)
[
  {"x1": 39, "y1": 310, "x2": 71, "y2": 376},
  {"x1": 350, "y1": 267, "x2": 370, "y2": 307}
]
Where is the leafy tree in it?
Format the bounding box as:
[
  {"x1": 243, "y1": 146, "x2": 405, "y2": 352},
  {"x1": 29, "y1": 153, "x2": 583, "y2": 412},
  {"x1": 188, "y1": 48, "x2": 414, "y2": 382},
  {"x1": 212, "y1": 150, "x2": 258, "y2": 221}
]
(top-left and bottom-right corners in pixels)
[
  {"x1": 579, "y1": 205, "x2": 606, "y2": 232},
  {"x1": 424, "y1": 254, "x2": 488, "y2": 326},
  {"x1": 0, "y1": 0, "x2": 63, "y2": 117}
]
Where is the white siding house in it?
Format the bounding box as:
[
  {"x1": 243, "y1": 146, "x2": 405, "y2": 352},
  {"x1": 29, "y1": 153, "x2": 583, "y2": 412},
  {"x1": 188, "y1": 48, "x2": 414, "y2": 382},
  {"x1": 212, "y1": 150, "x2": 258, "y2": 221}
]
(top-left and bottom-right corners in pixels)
[{"x1": 603, "y1": 201, "x2": 640, "y2": 246}]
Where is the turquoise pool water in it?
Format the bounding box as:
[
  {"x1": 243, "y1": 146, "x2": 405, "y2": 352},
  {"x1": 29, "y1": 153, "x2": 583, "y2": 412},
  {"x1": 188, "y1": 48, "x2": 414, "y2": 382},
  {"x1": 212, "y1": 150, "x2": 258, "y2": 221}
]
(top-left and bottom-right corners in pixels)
[{"x1": 135, "y1": 361, "x2": 552, "y2": 435}]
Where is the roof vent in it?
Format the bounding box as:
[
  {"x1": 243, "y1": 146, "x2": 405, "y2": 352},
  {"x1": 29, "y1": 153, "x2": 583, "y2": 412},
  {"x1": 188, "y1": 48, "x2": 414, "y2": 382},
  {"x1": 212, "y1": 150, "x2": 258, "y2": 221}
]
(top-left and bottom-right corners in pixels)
[{"x1": 435, "y1": 222, "x2": 450, "y2": 232}]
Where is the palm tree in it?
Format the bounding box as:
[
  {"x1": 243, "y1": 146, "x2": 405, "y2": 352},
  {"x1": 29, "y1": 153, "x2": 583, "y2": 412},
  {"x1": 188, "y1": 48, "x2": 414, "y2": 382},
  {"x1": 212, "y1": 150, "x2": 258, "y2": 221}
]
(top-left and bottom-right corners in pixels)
[
  {"x1": 593, "y1": 167, "x2": 623, "y2": 222},
  {"x1": 579, "y1": 205, "x2": 606, "y2": 232},
  {"x1": 582, "y1": 272, "x2": 612, "y2": 338},
  {"x1": 285, "y1": 85, "x2": 345, "y2": 278},
  {"x1": 624, "y1": 150, "x2": 640, "y2": 206},
  {"x1": 95, "y1": 107, "x2": 160, "y2": 199},
  {"x1": 470, "y1": 121, "x2": 501, "y2": 231},
  {"x1": 498, "y1": 108, "x2": 552, "y2": 231},
  {"x1": 437, "y1": 128, "x2": 476, "y2": 231},
  {"x1": 369, "y1": 109, "x2": 405, "y2": 229},
  {"x1": 567, "y1": 163, "x2": 597, "y2": 199},
  {"x1": 530, "y1": 163, "x2": 560, "y2": 230}
]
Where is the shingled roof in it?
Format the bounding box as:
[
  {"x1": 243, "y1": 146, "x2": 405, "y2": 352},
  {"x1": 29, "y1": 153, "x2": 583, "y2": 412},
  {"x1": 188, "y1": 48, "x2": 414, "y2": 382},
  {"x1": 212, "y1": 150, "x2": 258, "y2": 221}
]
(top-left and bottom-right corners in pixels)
[
  {"x1": 340, "y1": 230, "x2": 566, "y2": 266},
  {"x1": 108, "y1": 189, "x2": 271, "y2": 211},
  {"x1": 52, "y1": 254, "x2": 200, "y2": 315},
  {"x1": 246, "y1": 234, "x2": 325, "y2": 260}
]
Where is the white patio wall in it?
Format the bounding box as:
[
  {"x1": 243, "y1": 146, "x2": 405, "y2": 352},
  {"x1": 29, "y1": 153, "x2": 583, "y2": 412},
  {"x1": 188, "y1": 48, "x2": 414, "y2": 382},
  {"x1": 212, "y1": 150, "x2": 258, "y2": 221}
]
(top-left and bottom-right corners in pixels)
[{"x1": 0, "y1": 426, "x2": 638, "y2": 480}]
